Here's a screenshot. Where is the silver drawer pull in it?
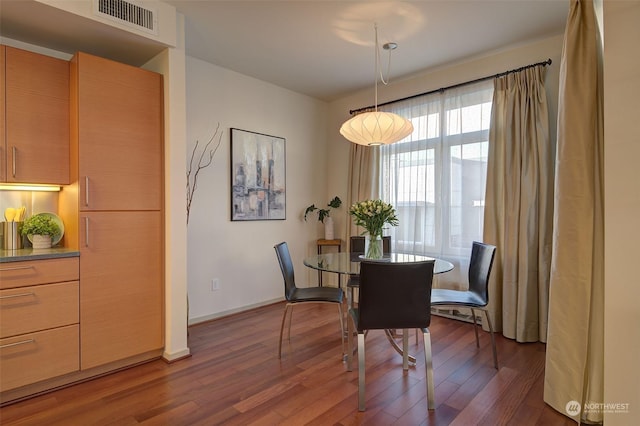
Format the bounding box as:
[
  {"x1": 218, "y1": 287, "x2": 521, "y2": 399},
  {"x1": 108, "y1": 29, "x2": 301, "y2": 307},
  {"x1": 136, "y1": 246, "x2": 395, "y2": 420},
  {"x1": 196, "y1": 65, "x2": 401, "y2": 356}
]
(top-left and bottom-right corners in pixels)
[
  {"x1": 0, "y1": 265, "x2": 35, "y2": 272},
  {"x1": 0, "y1": 292, "x2": 35, "y2": 300},
  {"x1": 0, "y1": 339, "x2": 35, "y2": 349}
]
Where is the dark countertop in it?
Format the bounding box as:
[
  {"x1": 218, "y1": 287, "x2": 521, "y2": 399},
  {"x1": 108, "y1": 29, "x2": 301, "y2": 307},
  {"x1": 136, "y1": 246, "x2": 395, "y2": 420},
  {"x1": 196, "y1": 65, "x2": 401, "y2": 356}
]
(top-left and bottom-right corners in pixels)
[{"x1": 0, "y1": 247, "x2": 80, "y2": 263}]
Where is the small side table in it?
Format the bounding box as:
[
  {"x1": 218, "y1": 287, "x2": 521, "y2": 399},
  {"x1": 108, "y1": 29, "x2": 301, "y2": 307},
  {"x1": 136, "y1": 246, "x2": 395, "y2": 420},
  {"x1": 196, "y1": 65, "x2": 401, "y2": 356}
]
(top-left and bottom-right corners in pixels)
[{"x1": 316, "y1": 239, "x2": 341, "y2": 286}]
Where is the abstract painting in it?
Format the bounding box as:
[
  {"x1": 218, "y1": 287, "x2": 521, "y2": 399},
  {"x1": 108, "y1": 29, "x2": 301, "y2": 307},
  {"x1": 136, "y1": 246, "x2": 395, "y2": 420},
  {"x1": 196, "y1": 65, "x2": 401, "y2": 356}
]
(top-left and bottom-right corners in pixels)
[{"x1": 230, "y1": 128, "x2": 286, "y2": 221}]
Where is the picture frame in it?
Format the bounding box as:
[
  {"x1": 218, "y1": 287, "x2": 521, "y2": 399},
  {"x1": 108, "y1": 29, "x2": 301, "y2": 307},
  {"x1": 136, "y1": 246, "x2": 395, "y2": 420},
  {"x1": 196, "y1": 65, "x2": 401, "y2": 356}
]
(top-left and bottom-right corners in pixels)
[{"x1": 230, "y1": 128, "x2": 286, "y2": 221}]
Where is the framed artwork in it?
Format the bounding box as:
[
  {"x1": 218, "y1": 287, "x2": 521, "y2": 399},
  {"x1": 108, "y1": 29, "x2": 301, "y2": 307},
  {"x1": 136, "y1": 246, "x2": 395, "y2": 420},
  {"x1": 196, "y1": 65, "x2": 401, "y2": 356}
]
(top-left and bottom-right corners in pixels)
[{"x1": 230, "y1": 128, "x2": 286, "y2": 221}]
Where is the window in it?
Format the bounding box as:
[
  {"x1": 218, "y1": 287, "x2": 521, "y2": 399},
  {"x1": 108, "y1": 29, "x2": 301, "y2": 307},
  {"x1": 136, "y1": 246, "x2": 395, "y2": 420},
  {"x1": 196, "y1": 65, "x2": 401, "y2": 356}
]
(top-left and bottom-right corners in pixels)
[{"x1": 379, "y1": 81, "x2": 493, "y2": 258}]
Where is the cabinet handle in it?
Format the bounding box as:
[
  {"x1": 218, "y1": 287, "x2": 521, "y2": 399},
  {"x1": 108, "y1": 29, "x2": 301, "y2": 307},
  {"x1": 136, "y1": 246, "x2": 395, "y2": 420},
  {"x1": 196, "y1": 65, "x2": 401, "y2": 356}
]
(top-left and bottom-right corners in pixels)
[
  {"x1": 85, "y1": 216, "x2": 90, "y2": 247},
  {"x1": 0, "y1": 265, "x2": 35, "y2": 272},
  {"x1": 85, "y1": 176, "x2": 90, "y2": 207},
  {"x1": 12, "y1": 146, "x2": 17, "y2": 178},
  {"x1": 0, "y1": 292, "x2": 35, "y2": 300},
  {"x1": 0, "y1": 339, "x2": 35, "y2": 349}
]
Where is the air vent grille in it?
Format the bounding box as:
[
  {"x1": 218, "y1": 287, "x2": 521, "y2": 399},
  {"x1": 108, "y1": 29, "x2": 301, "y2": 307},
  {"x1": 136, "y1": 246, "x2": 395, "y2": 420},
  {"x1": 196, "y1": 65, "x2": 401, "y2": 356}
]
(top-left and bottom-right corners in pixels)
[{"x1": 95, "y1": 0, "x2": 157, "y2": 34}]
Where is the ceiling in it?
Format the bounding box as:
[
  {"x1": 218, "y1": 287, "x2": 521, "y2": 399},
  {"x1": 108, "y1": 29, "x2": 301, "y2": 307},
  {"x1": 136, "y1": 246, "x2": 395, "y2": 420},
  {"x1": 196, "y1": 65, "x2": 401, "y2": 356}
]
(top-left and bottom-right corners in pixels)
[{"x1": 1, "y1": 1, "x2": 569, "y2": 102}]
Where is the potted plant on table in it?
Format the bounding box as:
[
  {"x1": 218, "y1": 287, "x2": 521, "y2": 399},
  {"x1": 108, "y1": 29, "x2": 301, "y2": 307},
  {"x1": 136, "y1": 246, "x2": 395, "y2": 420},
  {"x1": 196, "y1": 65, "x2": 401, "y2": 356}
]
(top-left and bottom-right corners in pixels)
[
  {"x1": 304, "y1": 196, "x2": 342, "y2": 240},
  {"x1": 349, "y1": 199, "x2": 399, "y2": 259},
  {"x1": 21, "y1": 214, "x2": 61, "y2": 249}
]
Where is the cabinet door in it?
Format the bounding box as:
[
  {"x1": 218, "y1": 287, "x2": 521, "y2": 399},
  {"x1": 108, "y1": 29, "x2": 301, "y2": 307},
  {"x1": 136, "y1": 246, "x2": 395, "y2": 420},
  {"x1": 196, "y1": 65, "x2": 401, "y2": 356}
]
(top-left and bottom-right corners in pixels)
[
  {"x1": 4, "y1": 46, "x2": 70, "y2": 184},
  {"x1": 75, "y1": 52, "x2": 163, "y2": 211},
  {"x1": 1, "y1": 45, "x2": 5, "y2": 181},
  {"x1": 79, "y1": 211, "x2": 163, "y2": 370}
]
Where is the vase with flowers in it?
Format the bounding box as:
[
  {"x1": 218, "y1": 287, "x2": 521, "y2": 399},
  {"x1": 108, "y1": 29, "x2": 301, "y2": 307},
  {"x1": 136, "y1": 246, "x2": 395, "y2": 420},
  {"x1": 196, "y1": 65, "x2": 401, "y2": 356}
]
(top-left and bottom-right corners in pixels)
[{"x1": 348, "y1": 199, "x2": 399, "y2": 259}]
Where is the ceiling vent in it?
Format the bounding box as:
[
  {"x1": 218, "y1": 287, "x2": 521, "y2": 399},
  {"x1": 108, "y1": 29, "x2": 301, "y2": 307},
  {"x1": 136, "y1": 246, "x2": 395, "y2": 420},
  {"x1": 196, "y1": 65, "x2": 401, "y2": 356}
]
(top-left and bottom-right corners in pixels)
[{"x1": 94, "y1": 0, "x2": 157, "y2": 35}]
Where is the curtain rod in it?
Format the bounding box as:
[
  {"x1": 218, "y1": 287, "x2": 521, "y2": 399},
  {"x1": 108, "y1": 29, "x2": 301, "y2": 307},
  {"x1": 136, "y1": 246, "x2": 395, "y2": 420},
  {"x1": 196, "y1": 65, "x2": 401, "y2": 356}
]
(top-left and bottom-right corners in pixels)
[{"x1": 349, "y1": 58, "x2": 552, "y2": 115}]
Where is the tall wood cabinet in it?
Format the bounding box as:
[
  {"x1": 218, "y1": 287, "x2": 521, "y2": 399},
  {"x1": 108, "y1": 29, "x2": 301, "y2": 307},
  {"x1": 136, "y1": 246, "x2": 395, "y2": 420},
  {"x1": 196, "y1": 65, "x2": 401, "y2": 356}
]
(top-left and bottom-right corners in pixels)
[
  {"x1": 1, "y1": 45, "x2": 69, "y2": 184},
  {"x1": 64, "y1": 52, "x2": 164, "y2": 370}
]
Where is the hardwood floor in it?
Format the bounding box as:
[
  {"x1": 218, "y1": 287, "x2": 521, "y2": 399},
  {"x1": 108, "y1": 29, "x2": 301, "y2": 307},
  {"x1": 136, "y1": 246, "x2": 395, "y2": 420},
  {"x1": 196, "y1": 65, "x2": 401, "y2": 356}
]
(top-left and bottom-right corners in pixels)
[{"x1": 0, "y1": 302, "x2": 573, "y2": 425}]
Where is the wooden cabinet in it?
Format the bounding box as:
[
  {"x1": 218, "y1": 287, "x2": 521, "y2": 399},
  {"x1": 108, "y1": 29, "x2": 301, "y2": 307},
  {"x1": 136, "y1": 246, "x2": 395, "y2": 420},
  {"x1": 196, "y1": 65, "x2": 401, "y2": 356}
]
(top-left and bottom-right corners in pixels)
[
  {"x1": 0, "y1": 258, "x2": 80, "y2": 392},
  {"x1": 79, "y1": 211, "x2": 163, "y2": 369},
  {"x1": 1, "y1": 46, "x2": 5, "y2": 181},
  {"x1": 65, "y1": 51, "x2": 164, "y2": 370},
  {"x1": 75, "y1": 52, "x2": 162, "y2": 211},
  {"x1": 1, "y1": 45, "x2": 70, "y2": 184}
]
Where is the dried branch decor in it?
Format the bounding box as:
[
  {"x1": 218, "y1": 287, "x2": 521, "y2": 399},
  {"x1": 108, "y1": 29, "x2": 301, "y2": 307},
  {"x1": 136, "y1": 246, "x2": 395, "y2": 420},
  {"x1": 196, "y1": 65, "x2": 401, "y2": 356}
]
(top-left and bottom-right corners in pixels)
[{"x1": 186, "y1": 123, "x2": 223, "y2": 224}]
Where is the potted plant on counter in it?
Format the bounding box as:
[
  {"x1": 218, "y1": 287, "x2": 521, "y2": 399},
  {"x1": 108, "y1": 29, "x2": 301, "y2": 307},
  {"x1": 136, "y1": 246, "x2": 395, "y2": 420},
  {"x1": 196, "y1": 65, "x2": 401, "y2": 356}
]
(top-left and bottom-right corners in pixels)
[
  {"x1": 304, "y1": 196, "x2": 342, "y2": 240},
  {"x1": 21, "y1": 214, "x2": 61, "y2": 249}
]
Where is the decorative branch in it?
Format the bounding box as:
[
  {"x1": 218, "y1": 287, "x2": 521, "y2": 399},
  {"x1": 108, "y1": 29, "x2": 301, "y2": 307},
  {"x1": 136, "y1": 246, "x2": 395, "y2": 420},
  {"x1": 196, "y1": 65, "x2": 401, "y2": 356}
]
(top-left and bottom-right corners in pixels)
[{"x1": 186, "y1": 123, "x2": 223, "y2": 225}]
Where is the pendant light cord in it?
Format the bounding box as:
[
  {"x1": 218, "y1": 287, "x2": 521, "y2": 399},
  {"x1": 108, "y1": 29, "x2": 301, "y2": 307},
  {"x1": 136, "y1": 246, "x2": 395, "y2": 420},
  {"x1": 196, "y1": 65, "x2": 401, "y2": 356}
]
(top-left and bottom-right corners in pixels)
[{"x1": 374, "y1": 23, "x2": 394, "y2": 111}]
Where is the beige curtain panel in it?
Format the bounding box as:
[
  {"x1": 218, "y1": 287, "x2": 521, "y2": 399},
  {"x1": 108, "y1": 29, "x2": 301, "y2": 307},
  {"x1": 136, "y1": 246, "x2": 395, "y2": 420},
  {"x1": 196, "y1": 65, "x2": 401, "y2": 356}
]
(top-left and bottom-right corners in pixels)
[
  {"x1": 544, "y1": 0, "x2": 604, "y2": 423},
  {"x1": 483, "y1": 65, "x2": 554, "y2": 343},
  {"x1": 345, "y1": 143, "x2": 379, "y2": 242}
]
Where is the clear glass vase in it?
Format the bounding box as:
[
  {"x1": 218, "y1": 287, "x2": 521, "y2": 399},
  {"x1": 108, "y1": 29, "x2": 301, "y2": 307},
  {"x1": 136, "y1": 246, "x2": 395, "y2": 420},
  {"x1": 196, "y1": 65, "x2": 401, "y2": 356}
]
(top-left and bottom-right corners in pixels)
[{"x1": 364, "y1": 235, "x2": 384, "y2": 259}]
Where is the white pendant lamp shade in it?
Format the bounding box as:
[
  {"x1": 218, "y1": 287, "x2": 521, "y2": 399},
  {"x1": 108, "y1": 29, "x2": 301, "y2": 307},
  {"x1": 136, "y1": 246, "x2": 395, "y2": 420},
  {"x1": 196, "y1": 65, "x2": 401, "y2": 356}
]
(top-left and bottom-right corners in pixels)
[
  {"x1": 340, "y1": 24, "x2": 413, "y2": 146},
  {"x1": 340, "y1": 110, "x2": 413, "y2": 146}
]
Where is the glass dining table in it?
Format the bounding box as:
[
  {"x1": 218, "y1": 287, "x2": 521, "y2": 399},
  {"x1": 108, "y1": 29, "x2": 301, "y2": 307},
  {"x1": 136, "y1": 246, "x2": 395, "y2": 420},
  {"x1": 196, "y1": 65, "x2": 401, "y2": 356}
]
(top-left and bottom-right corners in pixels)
[
  {"x1": 303, "y1": 251, "x2": 454, "y2": 277},
  {"x1": 303, "y1": 251, "x2": 454, "y2": 364}
]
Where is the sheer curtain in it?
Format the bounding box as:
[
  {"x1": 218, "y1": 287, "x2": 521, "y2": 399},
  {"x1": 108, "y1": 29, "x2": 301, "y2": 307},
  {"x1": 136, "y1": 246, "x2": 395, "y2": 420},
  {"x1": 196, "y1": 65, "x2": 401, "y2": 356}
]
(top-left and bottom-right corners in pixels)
[
  {"x1": 544, "y1": 0, "x2": 604, "y2": 422},
  {"x1": 379, "y1": 81, "x2": 493, "y2": 287}
]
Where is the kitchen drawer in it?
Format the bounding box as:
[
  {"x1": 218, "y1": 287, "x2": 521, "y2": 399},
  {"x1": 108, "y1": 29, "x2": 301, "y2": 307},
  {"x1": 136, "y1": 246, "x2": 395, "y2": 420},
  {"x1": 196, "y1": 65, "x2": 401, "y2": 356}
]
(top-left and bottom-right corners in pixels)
[
  {"x1": 0, "y1": 257, "x2": 79, "y2": 289},
  {"x1": 0, "y1": 281, "x2": 79, "y2": 338},
  {"x1": 0, "y1": 324, "x2": 79, "y2": 392}
]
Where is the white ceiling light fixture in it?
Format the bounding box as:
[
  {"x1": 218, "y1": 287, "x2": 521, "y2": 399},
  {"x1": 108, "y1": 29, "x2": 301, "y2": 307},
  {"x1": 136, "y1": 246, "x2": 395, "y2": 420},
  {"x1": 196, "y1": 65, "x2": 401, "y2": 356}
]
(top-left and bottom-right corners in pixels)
[{"x1": 340, "y1": 24, "x2": 413, "y2": 146}]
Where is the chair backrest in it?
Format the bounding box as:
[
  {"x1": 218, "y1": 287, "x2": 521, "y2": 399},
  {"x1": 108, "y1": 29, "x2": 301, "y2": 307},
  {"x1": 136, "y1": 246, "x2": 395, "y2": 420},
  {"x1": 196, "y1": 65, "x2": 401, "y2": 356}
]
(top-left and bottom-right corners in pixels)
[
  {"x1": 357, "y1": 260, "x2": 435, "y2": 331},
  {"x1": 350, "y1": 236, "x2": 392, "y2": 254},
  {"x1": 274, "y1": 242, "x2": 297, "y2": 300},
  {"x1": 468, "y1": 241, "x2": 497, "y2": 304}
]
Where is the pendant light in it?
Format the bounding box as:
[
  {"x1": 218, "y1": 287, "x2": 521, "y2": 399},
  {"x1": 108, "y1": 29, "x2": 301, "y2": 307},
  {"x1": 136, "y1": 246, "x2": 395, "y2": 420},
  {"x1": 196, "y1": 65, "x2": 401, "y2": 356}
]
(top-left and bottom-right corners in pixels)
[{"x1": 340, "y1": 24, "x2": 413, "y2": 146}]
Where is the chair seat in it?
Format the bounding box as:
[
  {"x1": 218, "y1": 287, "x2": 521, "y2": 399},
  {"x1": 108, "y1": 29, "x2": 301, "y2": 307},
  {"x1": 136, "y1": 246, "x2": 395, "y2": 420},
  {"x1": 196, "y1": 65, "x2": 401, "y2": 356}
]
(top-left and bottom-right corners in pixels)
[
  {"x1": 291, "y1": 286, "x2": 343, "y2": 303},
  {"x1": 431, "y1": 288, "x2": 486, "y2": 307}
]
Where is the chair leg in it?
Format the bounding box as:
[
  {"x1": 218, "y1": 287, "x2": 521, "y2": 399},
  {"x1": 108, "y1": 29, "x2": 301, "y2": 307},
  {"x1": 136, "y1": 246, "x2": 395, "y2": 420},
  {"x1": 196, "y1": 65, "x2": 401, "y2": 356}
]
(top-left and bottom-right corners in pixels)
[
  {"x1": 347, "y1": 311, "x2": 354, "y2": 371},
  {"x1": 484, "y1": 309, "x2": 499, "y2": 369},
  {"x1": 287, "y1": 304, "x2": 294, "y2": 341},
  {"x1": 278, "y1": 304, "x2": 291, "y2": 359},
  {"x1": 402, "y1": 329, "x2": 409, "y2": 371},
  {"x1": 422, "y1": 328, "x2": 435, "y2": 410},
  {"x1": 357, "y1": 331, "x2": 366, "y2": 411},
  {"x1": 470, "y1": 308, "x2": 480, "y2": 348},
  {"x1": 337, "y1": 303, "x2": 345, "y2": 357}
]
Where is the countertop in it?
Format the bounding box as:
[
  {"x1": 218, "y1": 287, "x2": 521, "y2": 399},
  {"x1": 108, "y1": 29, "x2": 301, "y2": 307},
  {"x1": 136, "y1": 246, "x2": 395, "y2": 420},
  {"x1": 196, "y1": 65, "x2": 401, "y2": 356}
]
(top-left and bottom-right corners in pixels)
[{"x1": 0, "y1": 247, "x2": 80, "y2": 263}]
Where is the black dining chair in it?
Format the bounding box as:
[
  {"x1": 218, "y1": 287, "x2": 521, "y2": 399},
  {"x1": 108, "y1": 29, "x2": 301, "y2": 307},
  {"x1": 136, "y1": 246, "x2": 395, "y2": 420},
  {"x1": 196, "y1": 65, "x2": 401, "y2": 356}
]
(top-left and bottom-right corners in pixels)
[
  {"x1": 273, "y1": 242, "x2": 345, "y2": 359},
  {"x1": 349, "y1": 235, "x2": 391, "y2": 258},
  {"x1": 431, "y1": 241, "x2": 498, "y2": 369},
  {"x1": 347, "y1": 259, "x2": 436, "y2": 411}
]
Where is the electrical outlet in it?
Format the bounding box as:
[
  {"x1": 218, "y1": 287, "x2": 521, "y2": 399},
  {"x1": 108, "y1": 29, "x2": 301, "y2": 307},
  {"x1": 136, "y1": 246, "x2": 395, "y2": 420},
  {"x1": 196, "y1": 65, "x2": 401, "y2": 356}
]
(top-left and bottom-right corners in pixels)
[{"x1": 211, "y1": 278, "x2": 220, "y2": 291}]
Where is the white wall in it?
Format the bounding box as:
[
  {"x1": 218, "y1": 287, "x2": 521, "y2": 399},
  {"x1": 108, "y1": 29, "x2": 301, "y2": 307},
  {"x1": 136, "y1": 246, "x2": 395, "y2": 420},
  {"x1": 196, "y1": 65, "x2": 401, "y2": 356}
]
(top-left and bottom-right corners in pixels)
[
  {"x1": 143, "y1": 13, "x2": 189, "y2": 361},
  {"x1": 185, "y1": 57, "x2": 329, "y2": 323},
  {"x1": 604, "y1": 1, "x2": 640, "y2": 423}
]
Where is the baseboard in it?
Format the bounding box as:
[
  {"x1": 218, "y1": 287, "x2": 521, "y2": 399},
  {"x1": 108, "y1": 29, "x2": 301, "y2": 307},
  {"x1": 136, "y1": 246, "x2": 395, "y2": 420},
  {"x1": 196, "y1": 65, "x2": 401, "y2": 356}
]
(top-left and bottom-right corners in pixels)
[
  {"x1": 162, "y1": 348, "x2": 191, "y2": 363},
  {"x1": 188, "y1": 297, "x2": 283, "y2": 326}
]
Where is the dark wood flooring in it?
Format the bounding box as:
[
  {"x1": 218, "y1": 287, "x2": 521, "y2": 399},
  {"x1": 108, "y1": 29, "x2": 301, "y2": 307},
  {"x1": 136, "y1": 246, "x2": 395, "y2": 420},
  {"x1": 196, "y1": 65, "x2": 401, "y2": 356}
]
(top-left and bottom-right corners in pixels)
[{"x1": 0, "y1": 302, "x2": 573, "y2": 425}]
